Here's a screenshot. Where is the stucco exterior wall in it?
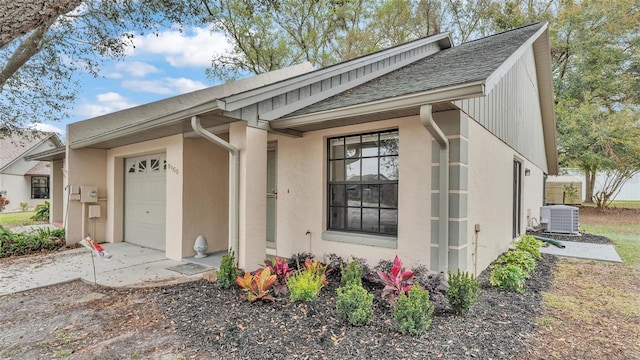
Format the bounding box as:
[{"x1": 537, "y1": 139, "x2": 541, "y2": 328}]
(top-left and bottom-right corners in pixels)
[
  {"x1": 65, "y1": 147, "x2": 107, "y2": 244},
  {"x1": 105, "y1": 135, "x2": 184, "y2": 259},
  {"x1": 182, "y1": 137, "x2": 229, "y2": 257},
  {"x1": 467, "y1": 120, "x2": 545, "y2": 275},
  {"x1": 50, "y1": 160, "x2": 64, "y2": 223},
  {"x1": 267, "y1": 116, "x2": 431, "y2": 268}
]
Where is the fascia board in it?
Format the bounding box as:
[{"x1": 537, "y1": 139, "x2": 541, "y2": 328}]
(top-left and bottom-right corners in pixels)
[
  {"x1": 71, "y1": 102, "x2": 220, "y2": 149},
  {"x1": 270, "y1": 82, "x2": 485, "y2": 129},
  {"x1": 484, "y1": 23, "x2": 548, "y2": 95},
  {"x1": 219, "y1": 33, "x2": 453, "y2": 112}
]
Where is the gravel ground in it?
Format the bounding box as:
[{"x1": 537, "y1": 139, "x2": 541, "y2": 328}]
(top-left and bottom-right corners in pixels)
[{"x1": 155, "y1": 253, "x2": 557, "y2": 360}]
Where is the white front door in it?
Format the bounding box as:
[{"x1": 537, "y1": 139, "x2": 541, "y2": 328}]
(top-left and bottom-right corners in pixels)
[{"x1": 124, "y1": 154, "x2": 166, "y2": 250}]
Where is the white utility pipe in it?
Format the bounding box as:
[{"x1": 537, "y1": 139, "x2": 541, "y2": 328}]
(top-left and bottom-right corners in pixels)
[
  {"x1": 420, "y1": 105, "x2": 449, "y2": 273},
  {"x1": 191, "y1": 116, "x2": 240, "y2": 260}
]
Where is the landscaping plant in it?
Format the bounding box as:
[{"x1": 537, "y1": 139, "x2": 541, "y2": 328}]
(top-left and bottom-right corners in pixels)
[
  {"x1": 393, "y1": 285, "x2": 434, "y2": 335},
  {"x1": 265, "y1": 256, "x2": 293, "y2": 296},
  {"x1": 514, "y1": 235, "x2": 543, "y2": 260},
  {"x1": 336, "y1": 282, "x2": 373, "y2": 326},
  {"x1": 303, "y1": 258, "x2": 329, "y2": 286},
  {"x1": 217, "y1": 251, "x2": 236, "y2": 289},
  {"x1": 0, "y1": 226, "x2": 58, "y2": 258},
  {"x1": 236, "y1": 267, "x2": 277, "y2": 302},
  {"x1": 287, "y1": 266, "x2": 325, "y2": 302},
  {"x1": 414, "y1": 267, "x2": 448, "y2": 303},
  {"x1": 377, "y1": 255, "x2": 414, "y2": 305},
  {"x1": 19, "y1": 202, "x2": 28, "y2": 212},
  {"x1": 489, "y1": 264, "x2": 528, "y2": 293},
  {"x1": 31, "y1": 201, "x2": 50, "y2": 221},
  {"x1": 0, "y1": 196, "x2": 9, "y2": 211},
  {"x1": 446, "y1": 270, "x2": 482, "y2": 314},
  {"x1": 495, "y1": 249, "x2": 536, "y2": 275},
  {"x1": 340, "y1": 259, "x2": 363, "y2": 286}
]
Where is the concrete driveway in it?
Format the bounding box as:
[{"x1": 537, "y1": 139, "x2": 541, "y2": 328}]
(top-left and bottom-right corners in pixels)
[{"x1": 0, "y1": 243, "x2": 207, "y2": 296}]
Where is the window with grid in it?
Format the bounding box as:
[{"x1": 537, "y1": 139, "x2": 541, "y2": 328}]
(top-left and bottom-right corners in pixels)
[
  {"x1": 31, "y1": 176, "x2": 49, "y2": 199},
  {"x1": 327, "y1": 130, "x2": 399, "y2": 236}
]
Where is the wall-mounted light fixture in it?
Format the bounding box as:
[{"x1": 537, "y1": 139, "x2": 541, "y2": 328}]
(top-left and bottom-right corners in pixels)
[{"x1": 525, "y1": 168, "x2": 531, "y2": 176}]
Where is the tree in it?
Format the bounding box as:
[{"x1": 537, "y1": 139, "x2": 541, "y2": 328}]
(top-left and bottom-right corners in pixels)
[{"x1": 0, "y1": 0, "x2": 207, "y2": 135}]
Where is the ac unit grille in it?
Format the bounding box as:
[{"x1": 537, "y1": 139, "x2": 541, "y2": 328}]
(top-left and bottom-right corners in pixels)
[{"x1": 540, "y1": 205, "x2": 579, "y2": 235}]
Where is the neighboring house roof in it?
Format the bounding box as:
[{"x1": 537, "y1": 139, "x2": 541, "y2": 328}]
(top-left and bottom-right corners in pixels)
[
  {"x1": 25, "y1": 146, "x2": 66, "y2": 162},
  {"x1": 0, "y1": 130, "x2": 62, "y2": 173},
  {"x1": 25, "y1": 162, "x2": 50, "y2": 176}
]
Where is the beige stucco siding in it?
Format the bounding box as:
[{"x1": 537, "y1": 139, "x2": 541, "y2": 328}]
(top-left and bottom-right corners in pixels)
[
  {"x1": 467, "y1": 120, "x2": 545, "y2": 274},
  {"x1": 181, "y1": 137, "x2": 229, "y2": 257},
  {"x1": 268, "y1": 116, "x2": 431, "y2": 267}
]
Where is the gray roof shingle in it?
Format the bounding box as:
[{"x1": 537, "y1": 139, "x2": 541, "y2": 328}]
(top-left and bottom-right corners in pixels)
[
  {"x1": 0, "y1": 131, "x2": 50, "y2": 170},
  {"x1": 287, "y1": 23, "x2": 543, "y2": 117}
]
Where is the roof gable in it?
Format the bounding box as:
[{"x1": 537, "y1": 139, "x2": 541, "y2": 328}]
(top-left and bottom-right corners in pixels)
[{"x1": 0, "y1": 130, "x2": 62, "y2": 172}]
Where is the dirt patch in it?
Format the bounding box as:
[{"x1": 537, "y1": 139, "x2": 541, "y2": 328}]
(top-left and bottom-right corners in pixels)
[{"x1": 578, "y1": 205, "x2": 640, "y2": 227}]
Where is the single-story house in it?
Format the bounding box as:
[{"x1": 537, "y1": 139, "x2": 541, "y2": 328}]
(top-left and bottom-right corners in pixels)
[
  {"x1": 33, "y1": 22, "x2": 557, "y2": 275},
  {"x1": 0, "y1": 129, "x2": 62, "y2": 212}
]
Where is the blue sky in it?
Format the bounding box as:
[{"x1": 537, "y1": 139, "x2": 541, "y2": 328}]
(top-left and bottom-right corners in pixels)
[{"x1": 34, "y1": 26, "x2": 231, "y2": 137}]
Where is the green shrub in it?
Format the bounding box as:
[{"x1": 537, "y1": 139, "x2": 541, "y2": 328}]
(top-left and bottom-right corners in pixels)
[
  {"x1": 446, "y1": 270, "x2": 482, "y2": 314},
  {"x1": 336, "y1": 282, "x2": 373, "y2": 326},
  {"x1": 495, "y1": 249, "x2": 536, "y2": 275},
  {"x1": 514, "y1": 235, "x2": 543, "y2": 260},
  {"x1": 489, "y1": 264, "x2": 527, "y2": 293},
  {"x1": 19, "y1": 202, "x2": 28, "y2": 212},
  {"x1": 32, "y1": 201, "x2": 50, "y2": 221},
  {"x1": 340, "y1": 259, "x2": 363, "y2": 287},
  {"x1": 287, "y1": 268, "x2": 325, "y2": 302},
  {"x1": 393, "y1": 286, "x2": 434, "y2": 335},
  {"x1": 217, "y1": 251, "x2": 237, "y2": 288}
]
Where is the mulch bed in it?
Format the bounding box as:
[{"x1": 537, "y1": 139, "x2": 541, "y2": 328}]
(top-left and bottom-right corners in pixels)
[
  {"x1": 527, "y1": 230, "x2": 612, "y2": 244},
  {"x1": 155, "y1": 253, "x2": 558, "y2": 359}
]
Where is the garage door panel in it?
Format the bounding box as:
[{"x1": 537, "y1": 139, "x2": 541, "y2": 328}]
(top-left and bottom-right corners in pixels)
[{"x1": 125, "y1": 154, "x2": 166, "y2": 250}]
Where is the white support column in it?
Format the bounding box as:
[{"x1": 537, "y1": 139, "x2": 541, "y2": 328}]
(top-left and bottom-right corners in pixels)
[{"x1": 230, "y1": 122, "x2": 268, "y2": 271}]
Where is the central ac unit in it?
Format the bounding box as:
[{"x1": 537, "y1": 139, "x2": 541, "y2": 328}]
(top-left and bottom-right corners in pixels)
[{"x1": 540, "y1": 205, "x2": 579, "y2": 235}]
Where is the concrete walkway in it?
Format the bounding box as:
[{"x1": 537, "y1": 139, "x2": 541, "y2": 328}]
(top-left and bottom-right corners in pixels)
[
  {"x1": 540, "y1": 241, "x2": 623, "y2": 262},
  {"x1": 0, "y1": 243, "x2": 208, "y2": 296}
]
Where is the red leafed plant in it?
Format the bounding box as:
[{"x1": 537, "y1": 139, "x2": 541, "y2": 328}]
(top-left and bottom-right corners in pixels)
[
  {"x1": 376, "y1": 255, "x2": 414, "y2": 305},
  {"x1": 236, "y1": 267, "x2": 277, "y2": 302},
  {"x1": 265, "y1": 256, "x2": 293, "y2": 296},
  {"x1": 303, "y1": 258, "x2": 329, "y2": 286}
]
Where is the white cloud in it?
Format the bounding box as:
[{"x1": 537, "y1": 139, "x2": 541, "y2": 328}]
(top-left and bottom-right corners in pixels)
[
  {"x1": 75, "y1": 92, "x2": 138, "y2": 118},
  {"x1": 115, "y1": 61, "x2": 160, "y2": 77},
  {"x1": 29, "y1": 123, "x2": 64, "y2": 135},
  {"x1": 122, "y1": 77, "x2": 208, "y2": 94},
  {"x1": 131, "y1": 27, "x2": 231, "y2": 68}
]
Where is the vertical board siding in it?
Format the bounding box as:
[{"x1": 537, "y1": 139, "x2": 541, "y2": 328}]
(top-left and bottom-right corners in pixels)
[{"x1": 455, "y1": 47, "x2": 547, "y2": 172}]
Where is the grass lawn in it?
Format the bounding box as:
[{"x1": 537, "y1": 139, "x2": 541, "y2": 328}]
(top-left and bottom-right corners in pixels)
[
  {"x1": 0, "y1": 211, "x2": 37, "y2": 228},
  {"x1": 530, "y1": 207, "x2": 640, "y2": 359}
]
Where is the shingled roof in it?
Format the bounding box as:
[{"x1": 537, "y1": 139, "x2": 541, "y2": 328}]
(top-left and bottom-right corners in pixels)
[
  {"x1": 287, "y1": 23, "x2": 544, "y2": 118},
  {"x1": 0, "y1": 130, "x2": 59, "y2": 171}
]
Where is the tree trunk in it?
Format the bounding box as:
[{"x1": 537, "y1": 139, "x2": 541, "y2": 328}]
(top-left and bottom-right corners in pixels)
[
  {"x1": 0, "y1": 0, "x2": 83, "y2": 50},
  {"x1": 583, "y1": 168, "x2": 596, "y2": 203}
]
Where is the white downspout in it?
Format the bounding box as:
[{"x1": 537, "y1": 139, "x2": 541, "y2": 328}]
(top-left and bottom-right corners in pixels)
[
  {"x1": 191, "y1": 116, "x2": 240, "y2": 261},
  {"x1": 420, "y1": 105, "x2": 449, "y2": 273}
]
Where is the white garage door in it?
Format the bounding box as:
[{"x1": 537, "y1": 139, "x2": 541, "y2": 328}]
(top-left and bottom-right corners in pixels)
[{"x1": 124, "y1": 154, "x2": 166, "y2": 250}]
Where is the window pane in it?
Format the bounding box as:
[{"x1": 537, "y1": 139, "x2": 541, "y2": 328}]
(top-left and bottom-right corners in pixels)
[
  {"x1": 361, "y1": 133, "x2": 379, "y2": 157},
  {"x1": 329, "y1": 138, "x2": 344, "y2": 159},
  {"x1": 380, "y1": 184, "x2": 398, "y2": 208},
  {"x1": 329, "y1": 160, "x2": 345, "y2": 181},
  {"x1": 138, "y1": 160, "x2": 147, "y2": 172},
  {"x1": 380, "y1": 209, "x2": 398, "y2": 234},
  {"x1": 380, "y1": 156, "x2": 398, "y2": 180},
  {"x1": 362, "y1": 184, "x2": 380, "y2": 207},
  {"x1": 346, "y1": 207, "x2": 361, "y2": 230},
  {"x1": 362, "y1": 208, "x2": 379, "y2": 232},
  {"x1": 347, "y1": 184, "x2": 361, "y2": 206},
  {"x1": 329, "y1": 207, "x2": 345, "y2": 230},
  {"x1": 345, "y1": 136, "x2": 361, "y2": 159},
  {"x1": 346, "y1": 159, "x2": 361, "y2": 180},
  {"x1": 361, "y1": 157, "x2": 378, "y2": 181},
  {"x1": 330, "y1": 185, "x2": 346, "y2": 206},
  {"x1": 380, "y1": 131, "x2": 399, "y2": 155}
]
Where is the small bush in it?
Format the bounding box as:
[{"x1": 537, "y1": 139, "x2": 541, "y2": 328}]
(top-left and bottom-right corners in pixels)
[
  {"x1": 217, "y1": 251, "x2": 237, "y2": 288},
  {"x1": 393, "y1": 286, "x2": 434, "y2": 335},
  {"x1": 414, "y1": 267, "x2": 448, "y2": 303},
  {"x1": 377, "y1": 255, "x2": 414, "y2": 305},
  {"x1": 446, "y1": 270, "x2": 482, "y2": 314},
  {"x1": 265, "y1": 256, "x2": 293, "y2": 296},
  {"x1": 19, "y1": 202, "x2": 28, "y2": 212},
  {"x1": 515, "y1": 235, "x2": 543, "y2": 260},
  {"x1": 0, "y1": 196, "x2": 9, "y2": 211},
  {"x1": 489, "y1": 264, "x2": 527, "y2": 293},
  {"x1": 336, "y1": 282, "x2": 373, "y2": 326},
  {"x1": 340, "y1": 259, "x2": 363, "y2": 287},
  {"x1": 288, "y1": 252, "x2": 315, "y2": 270},
  {"x1": 288, "y1": 268, "x2": 325, "y2": 302},
  {"x1": 236, "y1": 267, "x2": 277, "y2": 302},
  {"x1": 0, "y1": 227, "x2": 57, "y2": 258},
  {"x1": 32, "y1": 201, "x2": 50, "y2": 221},
  {"x1": 495, "y1": 249, "x2": 536, "y2": 275}
]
